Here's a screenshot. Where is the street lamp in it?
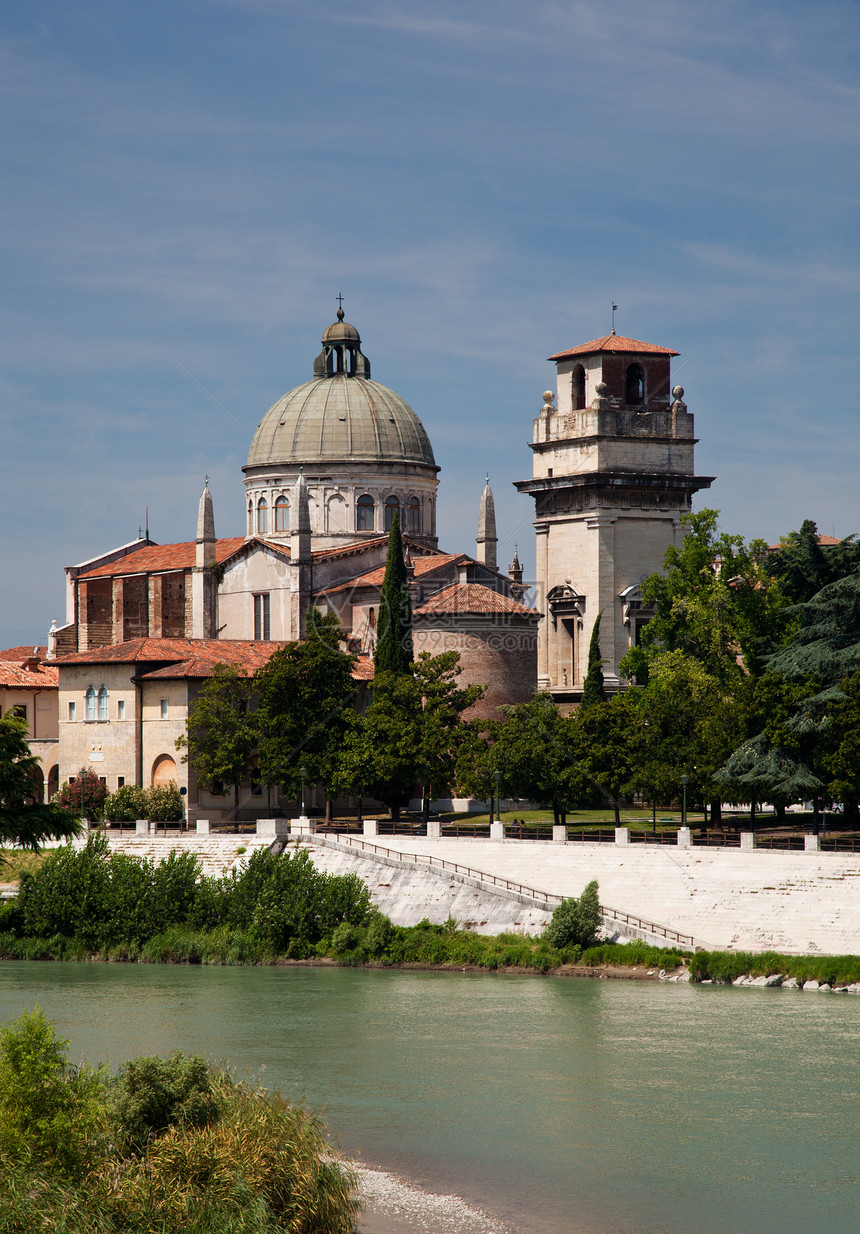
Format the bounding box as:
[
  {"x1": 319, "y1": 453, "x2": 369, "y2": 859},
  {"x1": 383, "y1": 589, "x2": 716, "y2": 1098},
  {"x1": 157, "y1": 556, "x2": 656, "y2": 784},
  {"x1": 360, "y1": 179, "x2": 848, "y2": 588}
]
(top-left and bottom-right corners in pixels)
[
  {"x1": 300, "y1": 765, "x2": 307, "y2": 817},
  {"x1": 680, "y1": 774, "x2": 689, "y2": 829},
  {"x1": 494, "y1": 769, "x2": 502, "y2": 823}
]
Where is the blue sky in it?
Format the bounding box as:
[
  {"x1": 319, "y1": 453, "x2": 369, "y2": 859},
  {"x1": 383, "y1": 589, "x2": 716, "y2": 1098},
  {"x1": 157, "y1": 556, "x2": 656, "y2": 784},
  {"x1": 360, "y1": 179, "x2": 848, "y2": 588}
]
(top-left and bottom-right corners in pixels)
[{"x1": 1, "y1": 0, "x2": 858, "y2": 646}]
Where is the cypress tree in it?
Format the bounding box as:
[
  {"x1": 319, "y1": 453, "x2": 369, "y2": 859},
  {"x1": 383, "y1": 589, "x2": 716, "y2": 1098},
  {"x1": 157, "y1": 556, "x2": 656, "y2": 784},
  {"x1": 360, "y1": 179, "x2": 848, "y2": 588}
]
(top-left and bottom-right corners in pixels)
[
  {"x1": 374, "y1": 512, "x2": 413, "y2": 677},
  {"x1": 580, "y1": 612, "x2": 606, "y2": 709}
]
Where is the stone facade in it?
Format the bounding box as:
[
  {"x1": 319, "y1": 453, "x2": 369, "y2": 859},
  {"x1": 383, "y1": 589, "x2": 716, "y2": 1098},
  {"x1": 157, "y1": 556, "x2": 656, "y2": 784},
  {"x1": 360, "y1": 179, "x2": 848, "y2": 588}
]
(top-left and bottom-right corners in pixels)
[{"x1": 515, "y1": 332, "x2": 714, "y2": 704}]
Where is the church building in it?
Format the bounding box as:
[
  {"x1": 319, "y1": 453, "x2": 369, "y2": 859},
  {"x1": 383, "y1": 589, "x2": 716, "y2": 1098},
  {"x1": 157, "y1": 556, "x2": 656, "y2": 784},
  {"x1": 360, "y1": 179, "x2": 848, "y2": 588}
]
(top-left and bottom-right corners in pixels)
[{"x1": 42, "y1": 310, "x2": 540, "y2": 820}]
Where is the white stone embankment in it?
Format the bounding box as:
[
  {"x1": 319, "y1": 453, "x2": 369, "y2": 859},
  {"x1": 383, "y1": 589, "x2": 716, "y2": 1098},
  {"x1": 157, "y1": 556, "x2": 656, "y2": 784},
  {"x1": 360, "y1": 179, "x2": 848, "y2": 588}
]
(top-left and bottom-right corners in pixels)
[{"x1": 311, "y1": 836, "x2": 860, "y2": 954}]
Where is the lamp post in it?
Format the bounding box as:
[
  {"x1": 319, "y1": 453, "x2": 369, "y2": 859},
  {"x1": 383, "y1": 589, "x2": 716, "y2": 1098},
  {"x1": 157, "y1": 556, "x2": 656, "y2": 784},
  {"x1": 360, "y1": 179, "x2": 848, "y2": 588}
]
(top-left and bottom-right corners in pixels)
[
  {"x1": 681, "y1": 774, "x2": 689, "y2": 829},
  {"x1": 300, "y1": 765, "x2": 307, "y2": 818},
  {"x1": 494, "y1": 769, "x2": 502, "y2": 823}
]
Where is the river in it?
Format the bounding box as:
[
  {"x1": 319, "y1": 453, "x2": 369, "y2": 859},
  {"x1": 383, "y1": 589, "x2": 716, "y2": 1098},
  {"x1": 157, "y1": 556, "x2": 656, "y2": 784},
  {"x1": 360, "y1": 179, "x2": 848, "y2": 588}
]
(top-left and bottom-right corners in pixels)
[{"x1": 0, "y1": 961, "x2": 857, "y2": 1233}]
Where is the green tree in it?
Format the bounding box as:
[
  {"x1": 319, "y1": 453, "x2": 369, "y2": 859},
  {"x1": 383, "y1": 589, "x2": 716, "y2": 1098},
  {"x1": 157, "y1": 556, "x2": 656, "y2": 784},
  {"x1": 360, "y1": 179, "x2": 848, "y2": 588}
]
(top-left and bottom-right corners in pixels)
[
  {"x1": 767, "y1": 518, "x2": 860, "y2": 604},
  {"x1": 544, "y1": 880, "x2": 602, "y2": 950},
  {"x1": 255, "y1": 611, "x2": 358, "y2": 817},
  {"x1": 177, "y1": 662, "x2": 257, "y2": 818},
  {"x1": 342, "y1": 652, "x2": 483, "y2": 821},
  {"x1": 374, "y1": 512, "x2": 413, "y2": 677},
  {"x1": 580, "y1": 612, "x2": 606, "y2": 709},
  {"x1": 716, "y1": 572, "x2": 860, "y2": 818},
  {"x1": 0, "y1": 714, "x2": 80, "y2": 849},
  {"x1": 621, "y1": 509, "x2": 786, "y2": 684}
]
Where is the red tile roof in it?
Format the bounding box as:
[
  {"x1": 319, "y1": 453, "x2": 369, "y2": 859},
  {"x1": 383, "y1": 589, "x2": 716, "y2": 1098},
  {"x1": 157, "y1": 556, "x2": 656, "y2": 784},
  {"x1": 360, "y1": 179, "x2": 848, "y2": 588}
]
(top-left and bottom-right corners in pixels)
[
  {"x1": 0, "y1": 646, "x2": 48, "y2": 661},
  {"x1": 77, "y1": 539, "x2": 247, "y2": 579},
  {"x1": 548, "y1": 334, "x2": 679, "y2": 361},
  {"x1": 318, "y1": 553, "x2": 461, "y2": 596},
  {"x1": 56, "y1": 638, "x2": 370, "y2": 682},
  {"x1": 414, "y1": 583, "x2": 540, "y2": 618},
  {"x1": 0, "y1": 661, "x2": 59, "y2": 689}
]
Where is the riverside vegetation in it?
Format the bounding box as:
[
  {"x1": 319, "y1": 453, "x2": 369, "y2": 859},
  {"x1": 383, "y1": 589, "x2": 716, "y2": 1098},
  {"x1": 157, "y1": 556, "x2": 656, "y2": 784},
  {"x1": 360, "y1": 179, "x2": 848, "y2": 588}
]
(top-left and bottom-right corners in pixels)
[
  {"x1": 0, "y1": 1006, "x2": 358, "y2": 1233},
  {"x1": 2, "y1": 837, "x2": 859, "y2": 984}
]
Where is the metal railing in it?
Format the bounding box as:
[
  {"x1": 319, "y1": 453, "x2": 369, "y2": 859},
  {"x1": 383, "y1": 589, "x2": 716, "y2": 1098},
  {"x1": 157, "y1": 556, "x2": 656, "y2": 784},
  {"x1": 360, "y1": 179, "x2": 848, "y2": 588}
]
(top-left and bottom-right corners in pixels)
[{"x1": 305, "y1": 833, "x2": 700, "y2": 950}]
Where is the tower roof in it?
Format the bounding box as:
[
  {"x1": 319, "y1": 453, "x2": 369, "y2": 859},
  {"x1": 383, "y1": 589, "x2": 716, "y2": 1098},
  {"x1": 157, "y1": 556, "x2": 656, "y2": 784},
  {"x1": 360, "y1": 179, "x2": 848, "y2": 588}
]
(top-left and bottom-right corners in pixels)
[{"x1": 548, "y1": 334, "x2": 679, "y2": 361}]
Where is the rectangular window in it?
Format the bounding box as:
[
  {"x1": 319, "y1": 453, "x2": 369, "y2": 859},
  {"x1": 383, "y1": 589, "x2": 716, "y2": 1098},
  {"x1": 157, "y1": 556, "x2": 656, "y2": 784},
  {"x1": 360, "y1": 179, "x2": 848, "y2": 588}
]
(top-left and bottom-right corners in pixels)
[
  {"x1": 160, "y1": 699, "x2": 169, "y2": 720},
  {"x1": 211, "y1": 779, "x2": 226, "y2": 797},
  {"x1": 253, "y1": 593, "x2": 271, "y2": 640},
  {"x1": 117, "y1": 776, "x2": 125, "y2": 789},
  {"x1": 251, "y1": 770, "x2": 262, "y2": 797},
  {"x1": 8, "y1": 705, "x2": 27, "y2": 722},
  {"x1": 68, "y1": 701, "x2": 76, "y2": 722},
  {"x1": 118, "y1": 700, "x2": 126, "y2": 720}
]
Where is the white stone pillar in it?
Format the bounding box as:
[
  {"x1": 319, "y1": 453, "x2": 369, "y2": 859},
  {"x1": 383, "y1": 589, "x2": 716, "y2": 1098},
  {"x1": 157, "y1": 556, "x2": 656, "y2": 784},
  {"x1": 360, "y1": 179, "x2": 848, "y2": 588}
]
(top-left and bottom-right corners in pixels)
[
  {"x1": 676, "y1": 826, "x2": 691, "y2": 848},
  {"x1": 490, "y1": 821, "x2": 504, "y2": 841},
  {"x1": 804, "y1": 833, "x2": 820, "y2": 852},
  {"x1": 426, "y1": 820, "x2": 441, "y2": 839},
  {"x1": 292, "y1": 816, "x2": 316, "y2": 834},
  {"x1": 363, "y1": 819, "x2": 379, "y2": 838},
  {"x1": 135, "y1": 819, "x2": 150, "y2": 835},
  {"x1": 256, "y1": 818, "x2": 287, "y2": 839},
  {"x1": 552, "y1": 825, "x2": 567, "y2": 844},
  {"x1": 614, "y1": 826, "x2": 629, "y2": 846},
  {"x1": 196, "y1": 819, "x2": 211, "y2": 835},
  {"x1": 740, "y1": 831, "x2": 755, "y2": 851}
]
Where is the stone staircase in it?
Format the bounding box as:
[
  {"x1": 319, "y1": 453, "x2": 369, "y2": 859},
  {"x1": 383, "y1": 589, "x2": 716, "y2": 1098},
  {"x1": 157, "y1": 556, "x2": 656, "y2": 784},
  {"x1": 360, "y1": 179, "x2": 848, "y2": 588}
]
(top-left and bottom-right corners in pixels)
[{"x1": 87, "y1": 833, "x2": 272, "y2": 879}]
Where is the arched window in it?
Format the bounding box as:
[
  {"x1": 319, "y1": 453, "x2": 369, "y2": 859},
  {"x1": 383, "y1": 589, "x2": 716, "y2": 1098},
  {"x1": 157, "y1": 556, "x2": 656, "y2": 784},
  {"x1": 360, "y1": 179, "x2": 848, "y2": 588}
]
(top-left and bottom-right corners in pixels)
[
  {"x1": 151, "y1": 754, "x2": 178, "y2": 787},
  {"x1": 97, "y1": 685, "x2": 109, "y2": 721},
  {"x1": 274, "y1": 495, "x2": 290, "y2": 532},
  {"x1": 257, "y1": 497, "x2": 268, "y2": 535},
  {"x1": 247, "y1": 501, "x2": 254, "y2": 535},
  {"x1": 356, "y1": 494, "x2": 374, "y2": 531},
  {"x1": 384, "y1": 496, "x2": 400, "y2": 531},
  {"x1": 407, "y1": 497, "x2": 421, "y2": 533},
  {"x1": 572, "y1": 365, "x2": 586, "y2": 410},
  {"x1": 85, "y1": 686, "x2": 96, "y2": 721},
  {"x1": 625, "y1": 363, "x2": 645, "y2": 406}
]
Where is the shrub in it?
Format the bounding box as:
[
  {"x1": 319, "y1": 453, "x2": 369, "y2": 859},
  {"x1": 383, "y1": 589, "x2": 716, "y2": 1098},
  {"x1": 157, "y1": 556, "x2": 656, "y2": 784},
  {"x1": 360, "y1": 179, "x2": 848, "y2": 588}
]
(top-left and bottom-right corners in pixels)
[
  {"x1": 111, "y1": 1051, "x2": 216, "y2": 1153},
  {"x1": 103, "y1": 784, "x2": 149, "y2": 823},
  {"x1": 54, "y1": 768, "x2": 107, "y2": 822},
  {"x1": 543, "y1": 880, "x2": 602, "y2": 949},
  {"x1": 146, "y1": 782, "x2": 185, "y2": 822},
  {"x1": 0, "y1": 1007, "x2": 107, "y2": 1177}
]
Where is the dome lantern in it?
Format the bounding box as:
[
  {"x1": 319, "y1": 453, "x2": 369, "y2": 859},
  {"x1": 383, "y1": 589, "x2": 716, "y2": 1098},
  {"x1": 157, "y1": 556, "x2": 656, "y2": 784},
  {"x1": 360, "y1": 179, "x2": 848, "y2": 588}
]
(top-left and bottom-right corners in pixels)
[{"x1": 313, "y1": 306, "x2": 371, "y2": 379}]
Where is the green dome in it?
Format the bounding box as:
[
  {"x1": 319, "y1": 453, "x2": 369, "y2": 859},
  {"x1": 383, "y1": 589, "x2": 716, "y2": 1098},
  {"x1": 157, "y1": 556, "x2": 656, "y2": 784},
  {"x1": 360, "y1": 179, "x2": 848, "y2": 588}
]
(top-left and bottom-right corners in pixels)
[{"x1": 246, "y1": 373, "x2": 436, "y2": 469}]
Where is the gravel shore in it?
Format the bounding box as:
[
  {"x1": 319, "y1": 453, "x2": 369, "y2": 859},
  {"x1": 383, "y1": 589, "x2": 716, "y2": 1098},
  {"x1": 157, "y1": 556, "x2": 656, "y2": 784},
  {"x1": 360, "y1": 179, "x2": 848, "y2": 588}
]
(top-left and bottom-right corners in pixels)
[{"x1": 356, "y1": 1165, "x2": 513, "y2": 1234}]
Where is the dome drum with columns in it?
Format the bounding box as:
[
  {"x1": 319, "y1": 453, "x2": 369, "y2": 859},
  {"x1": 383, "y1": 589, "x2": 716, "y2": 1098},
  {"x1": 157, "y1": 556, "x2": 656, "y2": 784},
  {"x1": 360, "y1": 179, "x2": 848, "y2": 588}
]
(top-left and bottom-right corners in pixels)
[{"x1": 243, "y1": 310, "x2": 439, "y2": 550}]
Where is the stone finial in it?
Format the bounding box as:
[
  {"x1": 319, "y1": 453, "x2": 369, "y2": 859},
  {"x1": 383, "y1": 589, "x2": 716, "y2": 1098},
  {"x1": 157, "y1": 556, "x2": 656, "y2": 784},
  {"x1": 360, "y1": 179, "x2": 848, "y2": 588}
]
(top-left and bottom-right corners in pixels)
[
  {"x1": 671, "y1": 385, "x2": 687, "y2": 413},
  {"x1": 291, "y1": 469, "x2": 312, "y2": 563},
  {"x1": 542, "y1": 390, "x2": 555, "y2": 415},
  {"x1": 476, "y1": 478, "x2": 498, "y2": 572},
  {"x1": 591, "y1": 381, "x2": 610, "y2": 410},
  {"x1": 196, "y1": 482, "x2": 216, "y2": 568}
]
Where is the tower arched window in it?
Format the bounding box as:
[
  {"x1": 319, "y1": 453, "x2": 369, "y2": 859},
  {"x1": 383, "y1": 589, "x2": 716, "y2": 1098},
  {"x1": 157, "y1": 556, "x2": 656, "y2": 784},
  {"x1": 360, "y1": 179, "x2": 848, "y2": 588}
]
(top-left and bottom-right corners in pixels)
[
  {"x1": 384, "y1": 496, "x2": 400, "y2": 532},
  {"x1": 257, "y1": 497, "x2": 268, "y2": 535},
  {"x1": 274, "y1": 496, "x2": 290, "y2": 532},
  {"x1": 85, "y1": 686, "x2": 96, "y2": 721},
  {"x1": 97, "y1": 686, "x2": 109, "y2": 721},
  {"x1": 407, "y1": 497, "x2": 421, "y2": 533},
  {"x1": 572, "y1": 365, "x2": 586, "y2": 410},
  {"x1": 625, "y1": 363, "x2": 645, "y2": 406},
  {"x1": 356, "y1": 494, "x2": 374, "y2": 531}
]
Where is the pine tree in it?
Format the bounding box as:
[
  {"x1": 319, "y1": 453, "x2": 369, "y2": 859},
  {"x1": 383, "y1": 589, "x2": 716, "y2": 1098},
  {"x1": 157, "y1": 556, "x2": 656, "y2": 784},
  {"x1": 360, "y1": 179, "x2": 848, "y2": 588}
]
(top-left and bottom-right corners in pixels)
[
  {"x1": 374, "y1": 512, "x2": 413, "y2": 677},
  {"x1": 580, "y1": 612, "x2": 606, "y2": 709}
]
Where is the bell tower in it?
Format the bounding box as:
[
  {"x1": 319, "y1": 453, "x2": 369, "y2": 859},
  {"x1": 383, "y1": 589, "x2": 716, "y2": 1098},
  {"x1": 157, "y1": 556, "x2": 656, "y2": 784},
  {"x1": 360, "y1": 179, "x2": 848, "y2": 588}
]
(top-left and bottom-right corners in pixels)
[{"x1": 515, "y1": 330, "x2": 714, "y2": 702}]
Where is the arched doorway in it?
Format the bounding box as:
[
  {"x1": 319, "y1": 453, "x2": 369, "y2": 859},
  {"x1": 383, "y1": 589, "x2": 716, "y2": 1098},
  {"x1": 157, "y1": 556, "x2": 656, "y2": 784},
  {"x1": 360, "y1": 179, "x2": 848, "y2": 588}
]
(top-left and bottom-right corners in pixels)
[{"x1": 151, "y1": 754, "x2": 178, "y2": 786}]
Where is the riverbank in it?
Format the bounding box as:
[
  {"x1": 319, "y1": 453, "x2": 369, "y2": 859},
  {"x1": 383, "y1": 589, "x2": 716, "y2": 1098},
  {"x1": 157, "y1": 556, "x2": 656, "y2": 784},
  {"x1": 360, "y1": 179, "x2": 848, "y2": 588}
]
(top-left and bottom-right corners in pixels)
[{"x1": 357, "y1": 1164, "x2": 514, "y2": 1234}]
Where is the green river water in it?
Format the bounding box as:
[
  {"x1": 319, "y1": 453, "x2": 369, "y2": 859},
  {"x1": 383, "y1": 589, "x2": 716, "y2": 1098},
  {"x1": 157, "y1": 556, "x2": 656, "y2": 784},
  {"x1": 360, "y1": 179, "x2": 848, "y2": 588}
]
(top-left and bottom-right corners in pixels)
[{"x1": 0, "y1": 961, "x2": 857, "y2": 1234}]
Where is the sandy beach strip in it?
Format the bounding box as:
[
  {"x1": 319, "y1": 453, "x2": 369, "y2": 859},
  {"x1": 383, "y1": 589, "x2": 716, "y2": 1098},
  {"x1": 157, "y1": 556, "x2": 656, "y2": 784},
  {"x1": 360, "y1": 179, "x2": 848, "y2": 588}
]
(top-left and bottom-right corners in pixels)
[{"x1": 356, "y1": 1164, "x2": 514, "y2": 1234}]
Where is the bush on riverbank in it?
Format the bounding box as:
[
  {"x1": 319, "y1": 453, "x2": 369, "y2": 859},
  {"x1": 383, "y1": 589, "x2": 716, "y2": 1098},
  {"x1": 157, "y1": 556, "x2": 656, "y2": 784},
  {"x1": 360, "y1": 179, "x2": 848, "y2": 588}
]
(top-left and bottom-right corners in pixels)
[
  {"x1": 689, "y1": 949, "x2": 860, "y2": 986},
  {"x1": 0, "y1": 1007, "x2": 358, "y2": 1233},
  {"x1": 2, "y1": 835, "x2": 373, "y2": 957}
]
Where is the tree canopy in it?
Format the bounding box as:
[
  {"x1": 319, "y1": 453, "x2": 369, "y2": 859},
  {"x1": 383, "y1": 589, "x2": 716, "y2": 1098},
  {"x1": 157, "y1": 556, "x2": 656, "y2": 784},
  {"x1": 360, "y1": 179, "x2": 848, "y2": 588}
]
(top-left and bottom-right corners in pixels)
[{"x1": 0, "y1": 714, "x2": 80, "y2": 851}]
